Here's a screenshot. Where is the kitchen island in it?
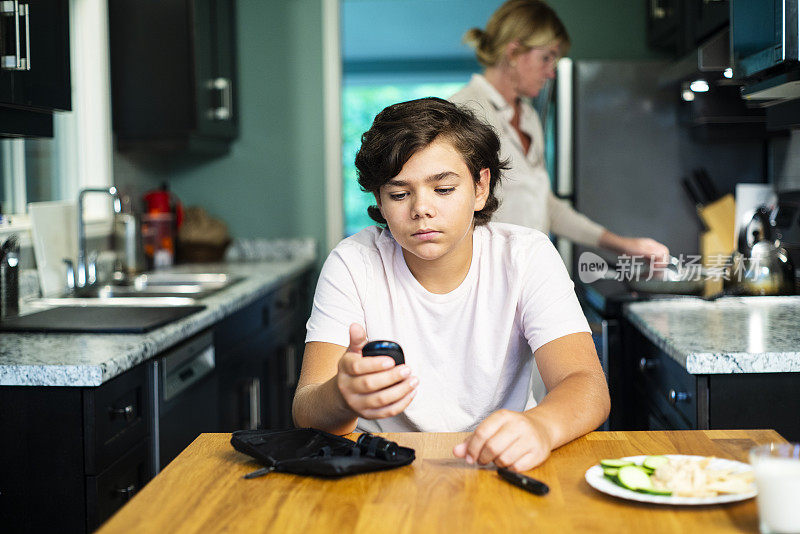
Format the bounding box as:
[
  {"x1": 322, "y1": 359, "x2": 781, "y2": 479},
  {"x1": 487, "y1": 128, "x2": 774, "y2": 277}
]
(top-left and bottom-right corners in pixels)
[
  {"x1": 96, "y1": 430, "x2": 783, "y2": 533},
  {"x1": 624, "y1": 296, "x2": 800, "y2": 375},
  {"x1": 620, "y1": 296, "x2": 800, "y2": 440}
]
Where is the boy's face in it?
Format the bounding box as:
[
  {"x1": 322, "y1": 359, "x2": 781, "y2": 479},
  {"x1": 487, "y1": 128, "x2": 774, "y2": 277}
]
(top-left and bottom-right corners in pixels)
[{"x1": 375, "y1": 138, "x2": 489, "y2": 266}]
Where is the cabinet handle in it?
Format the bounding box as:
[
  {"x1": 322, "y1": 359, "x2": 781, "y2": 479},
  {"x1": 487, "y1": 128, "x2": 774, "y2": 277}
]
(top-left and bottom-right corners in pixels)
[
  {"x1": 19, "y1": 1, "x2": 28, "y2": 70},
  {"x1": 0, "y1": 1, "x2": 28, "y2": 70},
  {"x1": 638, "y1": 357, "x2": 657, "y2": 372},
  {"x1": 249, "y1": 377, "x2": 261, "y2": 430},
  {"x1": 110, "y1": 404, "x2": 135, "y2": 421},
  {"x1": 206, "y1": 77, "x2": 232, "y2": 121},
  {"x1": 1, "y1": 0, "x2": 19, "y2": 70},
  {"x1": 667, "y1": 389, "x2": 691, "y2": 405},
  {"x1": 115, "y1": 484, "x2": 137, "y2": 501},
  {"x1": 650, "y1": 0, "x2": 667, "y2": 19},
  {"x1": 285, "y1": 344, "x2": 297, "y2": 388}
]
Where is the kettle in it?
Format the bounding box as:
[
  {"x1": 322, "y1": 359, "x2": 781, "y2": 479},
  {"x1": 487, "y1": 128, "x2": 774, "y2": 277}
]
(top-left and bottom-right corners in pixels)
[{"x1": 726, "y1": 207, "x2": 796, "y2": 296}]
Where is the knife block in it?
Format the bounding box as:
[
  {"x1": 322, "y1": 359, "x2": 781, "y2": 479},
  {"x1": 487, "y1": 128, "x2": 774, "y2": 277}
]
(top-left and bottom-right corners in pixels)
[{"x1": 698, "y1": 194, "x2": 736, "y2": 296}]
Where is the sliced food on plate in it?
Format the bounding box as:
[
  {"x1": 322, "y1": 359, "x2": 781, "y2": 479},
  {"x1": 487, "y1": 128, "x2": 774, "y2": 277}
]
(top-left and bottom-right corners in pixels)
[{"x1": 599, "y1": 455, "x2": 755, "y2": 498}]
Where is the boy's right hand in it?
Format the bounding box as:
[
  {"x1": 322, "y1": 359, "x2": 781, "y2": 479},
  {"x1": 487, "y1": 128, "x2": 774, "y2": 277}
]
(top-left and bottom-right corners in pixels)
[{"x1": 336, "y1": 323, "x2": 418, "y2": 420}]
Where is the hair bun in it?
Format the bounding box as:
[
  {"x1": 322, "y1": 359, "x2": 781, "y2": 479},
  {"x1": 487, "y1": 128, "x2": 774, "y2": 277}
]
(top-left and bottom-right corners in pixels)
[{"x1": 463, "y1": 27, "x2": 485, "y2": 48}]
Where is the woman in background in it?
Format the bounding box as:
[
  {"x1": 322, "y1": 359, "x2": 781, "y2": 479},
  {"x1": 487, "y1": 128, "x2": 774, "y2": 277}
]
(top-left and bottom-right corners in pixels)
[{"x1": 450, "y1": 0, "x2": 669, "y2": 260}]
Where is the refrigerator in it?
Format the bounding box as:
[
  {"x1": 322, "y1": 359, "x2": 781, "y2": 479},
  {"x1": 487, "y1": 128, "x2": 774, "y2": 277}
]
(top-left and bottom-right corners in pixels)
[{"x1": 545, "y1": 59, "x2": 767, "y2": 270}]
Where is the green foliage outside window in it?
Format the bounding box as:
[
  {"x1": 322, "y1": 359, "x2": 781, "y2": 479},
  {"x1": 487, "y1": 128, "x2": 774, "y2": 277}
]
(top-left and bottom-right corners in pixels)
[{"x1": 342, "y1": 82, "x2": 465, "y2": 237}]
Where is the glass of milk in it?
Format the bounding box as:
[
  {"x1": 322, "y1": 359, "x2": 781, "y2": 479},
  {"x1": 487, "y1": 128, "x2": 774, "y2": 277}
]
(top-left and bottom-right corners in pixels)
[{"x1": 750, "y1": 443, "x2": 800, "y2": 534}]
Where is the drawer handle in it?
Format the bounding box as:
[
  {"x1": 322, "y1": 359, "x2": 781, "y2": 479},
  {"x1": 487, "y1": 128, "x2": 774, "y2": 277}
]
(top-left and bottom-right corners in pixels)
[
  {"x1": 667, "y1": 389, "x2": 691, "y2": 405},
  {"x1": 110, "y1": 405, "x2": 135, "y2": 421},
  {"x1": 115, "y1": 484, "x2": 137, "y2": 500},
  {"x1": 638, "y1": 357, "x2": 657, "y2": 372}
]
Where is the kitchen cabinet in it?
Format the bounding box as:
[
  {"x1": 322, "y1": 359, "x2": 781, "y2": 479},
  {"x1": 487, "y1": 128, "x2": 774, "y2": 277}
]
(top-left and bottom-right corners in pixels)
[
  {"x1": 646, "y1": 0, "x2": 687, "y2": 55},
  {"x1": 215, "y1": 269, "x2": 312, "y2": 432},
  {"x1": 646, "y1": 0, "x2": 730, "y2": 56},
  {"x1": 620, "y1": 320, "x2": 800, "y2": 441},
  {"x1": 692, "y1": 0, "x2": 729, "y2": 46},
  {"x1": 108, "y1": 0, "x2": 238, "y2": 155},
  {"x1": 0, "y1": 269, "x2": 312, "y2": 532},
  {"x1": 0, "y1": 360, "x2": 154, "y2": 532},
  {"x1": 0, "y1": 0, "x2": 70, "y2": 137}
]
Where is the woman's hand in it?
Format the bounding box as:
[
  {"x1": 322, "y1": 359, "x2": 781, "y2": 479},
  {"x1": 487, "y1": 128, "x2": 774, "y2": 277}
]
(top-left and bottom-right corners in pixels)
[
  {"x1": 336, "y1": 323, "x2": 418, "y2": 420},
  {"x1": 599, "y1": 231, "x2": 669, "y2": 264},
  {"x1": 621, "y1": 237, "x2": 670, "y2": 262},
  {"x1": 452, "y1": 409, "x2": 554, "y2": 472}
]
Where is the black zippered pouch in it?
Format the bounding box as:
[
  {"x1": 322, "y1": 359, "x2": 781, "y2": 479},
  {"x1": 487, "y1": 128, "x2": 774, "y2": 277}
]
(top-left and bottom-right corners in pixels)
[{"x1": 230, "y1": 428, "x2": 415, "y2": 478}]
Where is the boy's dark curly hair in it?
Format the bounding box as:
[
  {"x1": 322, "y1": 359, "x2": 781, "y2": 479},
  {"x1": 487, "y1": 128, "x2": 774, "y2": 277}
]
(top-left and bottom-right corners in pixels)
[{"x1": 354, "y1": 97, "x2": 507, "y2": 227}]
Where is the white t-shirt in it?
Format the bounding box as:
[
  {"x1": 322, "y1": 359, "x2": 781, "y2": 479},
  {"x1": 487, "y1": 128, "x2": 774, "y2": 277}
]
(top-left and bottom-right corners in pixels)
[
  {"x1": 450, "y1": 74, "x2": 605, "y2": 247},
  {"x1": 305, "y1": 223, "x2": 591, "y2": 433}
]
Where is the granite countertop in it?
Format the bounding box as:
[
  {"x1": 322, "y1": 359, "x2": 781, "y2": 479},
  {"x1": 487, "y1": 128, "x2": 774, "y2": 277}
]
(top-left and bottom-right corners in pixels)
[
  {"x1": 0, "y1": 257, "x2": 315, "y2": 387},
  {"x1": 623, "y1": 296, "x2": 800, "y2": 374}
]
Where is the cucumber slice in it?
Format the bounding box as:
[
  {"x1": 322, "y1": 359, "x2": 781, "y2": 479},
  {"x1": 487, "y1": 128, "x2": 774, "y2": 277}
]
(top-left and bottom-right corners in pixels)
[
  {"x1": 600, "y1": 459, "x2": 635, "y2": 468},
  {"x1": 642, "y1": 455, "x2": 669, "y2": 471},
  {"x1": 602, "y1": 467, "x2": 620, "y2": 477},
  {"x1": 616, "y1": 465, "x2": 654, "y2": 491},
  {"x1": 641, "y1": 487, "x2": 673, "y2": 496}
]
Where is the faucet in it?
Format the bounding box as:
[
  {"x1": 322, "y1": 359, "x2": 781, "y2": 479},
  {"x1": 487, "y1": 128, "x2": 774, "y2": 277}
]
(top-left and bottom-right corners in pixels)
[{"x1": 68, "y1": 187, "x2": 121, "y2": 292}]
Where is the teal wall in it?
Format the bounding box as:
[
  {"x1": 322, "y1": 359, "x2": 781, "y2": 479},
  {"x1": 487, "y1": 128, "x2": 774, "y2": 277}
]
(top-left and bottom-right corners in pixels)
[
  {"x1": 169, "y1": 0, "x2": 327, "y2": 250},
  {"x1": 343, "y1": 0, "x2": 658, "y2": 62},
  {"x1": 114, "y1": 0, "x2": 653, "y2": 255},
  {"x1": 548, "y1": 0, "x2": 656, "y2": 60}
]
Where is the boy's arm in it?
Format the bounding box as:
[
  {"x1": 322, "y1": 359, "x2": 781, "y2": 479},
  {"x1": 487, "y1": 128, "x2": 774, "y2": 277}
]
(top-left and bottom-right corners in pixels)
[
  {"x1": 293, "y1": 341, "x2": 360, "y2": 435},
  {"x1": 293, "y1": 325, "x2": 419, "y2": 435},
  {"x1": 454, "y1": 332, "x2": 609, "y2": 470}
]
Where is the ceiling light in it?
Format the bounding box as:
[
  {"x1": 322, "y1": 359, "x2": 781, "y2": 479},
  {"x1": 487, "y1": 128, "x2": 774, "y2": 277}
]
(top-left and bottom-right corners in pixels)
[
  {"x1": 681, "y1": 89, "x2": 695, "y2": 102},
  {"x1": 723, "y1": 68, "x2": 733, "y2": 79},
  {"x1": 689, "y1": 80, "x2": 710, "y2": 93}
]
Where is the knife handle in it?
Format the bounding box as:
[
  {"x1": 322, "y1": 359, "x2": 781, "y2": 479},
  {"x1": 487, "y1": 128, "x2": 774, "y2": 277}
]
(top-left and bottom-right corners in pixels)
[{"x1": 497, "y1": 467, "x2": 550, "y2": 496}]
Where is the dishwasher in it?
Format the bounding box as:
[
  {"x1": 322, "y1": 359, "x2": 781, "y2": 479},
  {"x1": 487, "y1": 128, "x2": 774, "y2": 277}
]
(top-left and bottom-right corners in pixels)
[{"x1": 151, "y1": 330, "x2": 219, "y2": 471}]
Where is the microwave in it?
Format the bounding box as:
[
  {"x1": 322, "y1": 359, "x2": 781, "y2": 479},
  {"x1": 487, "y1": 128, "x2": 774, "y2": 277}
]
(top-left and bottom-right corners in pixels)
[{"x1": 732, "y1": 0, "x2": 799, "y2": 78}]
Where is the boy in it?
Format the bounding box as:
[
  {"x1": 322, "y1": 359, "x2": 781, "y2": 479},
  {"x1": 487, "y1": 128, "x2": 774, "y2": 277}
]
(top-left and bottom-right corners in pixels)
[{"x1": 293, "y1": 97, "x2": 609, "y2": 472}]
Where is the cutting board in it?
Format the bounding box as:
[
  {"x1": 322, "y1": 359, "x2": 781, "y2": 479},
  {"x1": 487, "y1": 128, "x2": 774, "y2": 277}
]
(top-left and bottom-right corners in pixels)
[
  {"x1": 0, "y1": 305, "x2": 205, "y2": 333},
  {"x1": 28, "y1": 201, "x2": 79, "y2": 297}
]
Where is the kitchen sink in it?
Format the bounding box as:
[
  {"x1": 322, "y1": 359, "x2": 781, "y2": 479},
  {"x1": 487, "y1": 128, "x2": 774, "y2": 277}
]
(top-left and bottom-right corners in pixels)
[{"x1": 28, "y1": 272, "x2": 242, "y2": 306}]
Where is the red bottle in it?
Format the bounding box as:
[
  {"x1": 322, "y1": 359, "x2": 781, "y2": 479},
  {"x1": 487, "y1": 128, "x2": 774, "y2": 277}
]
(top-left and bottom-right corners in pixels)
[{"x1": 141, "y1": 185, "x2": 184, "y2": 269}]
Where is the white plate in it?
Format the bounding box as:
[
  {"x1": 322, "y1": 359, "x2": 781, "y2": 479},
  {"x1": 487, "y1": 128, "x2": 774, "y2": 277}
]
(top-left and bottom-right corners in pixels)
[{"x1": 585, "y1": 454, "x2": 757, "y2": 505}]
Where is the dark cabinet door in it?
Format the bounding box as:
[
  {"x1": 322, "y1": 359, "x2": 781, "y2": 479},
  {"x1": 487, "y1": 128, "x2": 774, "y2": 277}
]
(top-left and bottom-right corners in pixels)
[
  {"x1": 13, "y1": 0, "x2": 70, "y2": 111},
  {"x1": 109, "y1": 0, "x2": 238, "y2": 153},
  {"x1": 647, "y1": 0, "x2": 683, "y2": 54},
  {"x1": 0, "y1": 0, "x2": 69, "y2": 136},
  {"x1": 86, "y1": 440, "x2": 151, "y2": 531},
  {"x1": 192, "y1": 0, "x2": 237, "y2": 139},
  {"x1": 693, "y1": 0, "x2": 729, "y2": 45}
]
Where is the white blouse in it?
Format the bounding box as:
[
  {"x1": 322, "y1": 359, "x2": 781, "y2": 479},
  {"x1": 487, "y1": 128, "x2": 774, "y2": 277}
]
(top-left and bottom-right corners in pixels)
[{"x1": 451, "y1": 74, "x2": 605, "y2": 247}]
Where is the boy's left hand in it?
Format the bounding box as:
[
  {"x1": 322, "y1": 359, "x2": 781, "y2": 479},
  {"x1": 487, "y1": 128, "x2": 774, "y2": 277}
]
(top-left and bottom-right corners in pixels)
[{"x1": 452, "y1": 409, "x2": 553, "y2": 472}]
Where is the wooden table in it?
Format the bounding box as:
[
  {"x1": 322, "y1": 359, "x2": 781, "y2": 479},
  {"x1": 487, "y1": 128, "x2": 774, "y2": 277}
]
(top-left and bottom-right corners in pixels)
[{"x1": 97, "y1": 430, "x2": 784, "y2": 533}]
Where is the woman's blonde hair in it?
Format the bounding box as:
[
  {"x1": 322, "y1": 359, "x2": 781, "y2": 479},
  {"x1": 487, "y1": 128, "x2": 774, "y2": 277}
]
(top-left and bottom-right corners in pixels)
[{"x1": 464, "y1": 0, "x2": 570, "y2": 68}]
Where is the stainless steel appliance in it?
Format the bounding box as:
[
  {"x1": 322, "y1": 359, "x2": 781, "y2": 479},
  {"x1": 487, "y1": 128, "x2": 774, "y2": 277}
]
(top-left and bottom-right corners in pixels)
[
  {"x1": 151, "y1": 330, "x2": 219, "y2": 471},
  {"x1": 773, "y1": 190, "x2": 800, "y2": 273}
]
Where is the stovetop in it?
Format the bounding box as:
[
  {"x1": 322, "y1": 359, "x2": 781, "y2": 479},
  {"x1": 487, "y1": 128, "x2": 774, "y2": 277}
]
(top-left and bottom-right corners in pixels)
[{"x1": 575, "y1": 279, "x2": 689, "y2": 318}]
